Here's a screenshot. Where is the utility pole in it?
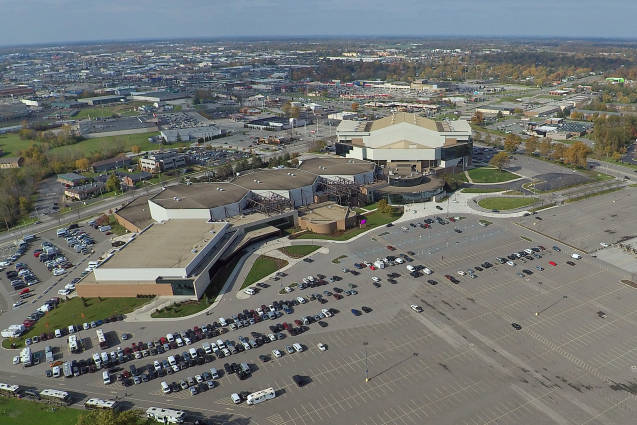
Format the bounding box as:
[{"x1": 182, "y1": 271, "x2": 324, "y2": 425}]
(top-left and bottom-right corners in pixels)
[{"x1": 363, "y1": 341, "x2": 369, "y2": 382}]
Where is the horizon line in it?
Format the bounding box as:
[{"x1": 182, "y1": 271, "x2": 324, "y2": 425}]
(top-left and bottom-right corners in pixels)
[{"x1": 3, "y1": 34, "x2": 637, "y2": 49}]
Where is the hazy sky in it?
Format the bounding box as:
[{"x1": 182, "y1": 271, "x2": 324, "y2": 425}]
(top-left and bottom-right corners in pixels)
[{"x1": 1, "y1": 0, "x2": 635, "y2": 46}]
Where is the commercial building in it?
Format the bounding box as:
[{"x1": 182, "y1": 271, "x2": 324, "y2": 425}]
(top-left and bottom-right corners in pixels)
[
  {"x1": 77, "y1": 117, "x2": 158, "y2": 138},
  {"x1": 80, "y1": 157, "x2": 394, "y2": 300},
  {"x1": 121, "y1": 171, "x2": 152, "y2": 187},
  {"x1": 57, "y1": 173, "x2": 88, "y2": 187},
  {"x1": 160, "y1": 125, "x2": 222, "y2": 143},
  {"x1": 91, "y1": 156, "x2": 132, "y2": 173},
  {"x1": 64, "y1": 182, "x2": 106, "y2": 200},
  {"x1": 76, "y1": 95, "x2": 126, "y2": 106},
  {"x1": 129, "y1": 91, "x2": 188, "y2": 103},
  {"x1": 244, "y1": 116, "x2": 307, "y2": 131},
  {"x1": 139, "y1": 151, "x2": 188, "y2": 173},
  {"x1": 336, "y1": 112, "x2": 472, "y2": 174}
]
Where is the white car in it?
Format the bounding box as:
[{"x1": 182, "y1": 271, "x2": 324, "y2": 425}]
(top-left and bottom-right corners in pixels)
[
  {"x1": 272, "y1": 349, "x2": 282, "y2": 358},
  {"x1": 411, "y1": 304, "x2": 423, "y2": 313},
  {"x1": 371, "y1": 276, "x2": 380, "y2": 282},
  {"x1": 296, "y1": 296, "x2": 306, "y2": 304},
  {"x1": 394, "y1": 257, "x2": 404, "y2": 264},
  {"x1": 423, "y1": 267, "x2": 433, "y2": 275},
  {"x1": 12, "y1": 356, "x2": 20, "y2": 365},
  {"x1": 57, "y1": 288, "x2": 70, "y2": 296},
  {"x1": 317, "y1": 343, "x2": 327, "y2": 351},
  {"x1": 406, "y1": 265, "x2": 416, "y2": 272},
  {"x1": 506, "y1": 261, "x2": 515, "y2": 266},
  {"x1": 53, "y1": 268, "x2": 66, "y2": 276},
  {"x1": 284, "y1": 286, "x2": 293, "y2": 293},
  {"x1": 268, "y1": 333, "x2": 277, "y2": 342},
  {"x1": 457, "y1": 270, "x2": 466, "y2": 276},
  {"x1": 321, "y1": 308, "x2": 332, "y2": 317},
  {"x1": 600, "y1": 242, "x2": 609, "y2": 248},
  {"x1": 244, "y1": 287, "x2": 255, "y2": 295},
  {"x1": 12, "y1": 300, "x2": 25, "y2": 308}
]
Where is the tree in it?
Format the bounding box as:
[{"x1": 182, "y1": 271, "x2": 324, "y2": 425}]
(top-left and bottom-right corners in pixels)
[
  {"x1": 105, "y1": 174, "x2": 120, "y2": 193},
  {"x1": 611, "y1": 152, "x2": 622, "y2": 161},
  {"x1": 551, "y1": 143, "x2": 566, "y2": 162},
  {"x1": 75, "y1": 158, "x2": 90, "y2": 171},
  {"x1": 471, "y1": 111, "x2": 484, "y2": 125},
  {"x1": 351, "y1": 102, "x2": 359, "y2": 112},
  {"x1": 539, "y1": 138, "x2": 552, "y2": 158},
  {"x1": 131, "y1": 145, "x2": 141, "y2": 154},
  {"x1": 76, "y1": 409, "x2": 145, "y2": 425},
  {"x1": 563, "y1": 141, "x2": 591, "y2": 168},
  {"x1": 524, "y1": 136, "x2": 538, "y2": 155},
  {"x1": 496, "y1": 111, "x2": 504, "y2": 119},
  {"x1": 377, "y1": 198, "x2": 392, "y2": 214},
  {"x1": 503, "y1": 134, "x2": 521, "y2": 153},
  {"x1": 489, "y1": 151, "x2": 510, "y2": 170}
]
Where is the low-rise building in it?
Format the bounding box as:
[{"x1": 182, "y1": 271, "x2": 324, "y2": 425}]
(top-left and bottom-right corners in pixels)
[
  {"x1": 0, "y1": 156, "x2": 24, "y2": 169},
  {"x1": 77, "y1": 117, "x2": 158, "y2": 138},
  {"x1": 160, "y1": 125, "x2": 222, "y2": 143},
  {"x1": 57, "y1": 173, "x2": 88, "y2": 187},
  {"x1": 64, "y1": 182, "x2": 106, "y2": 200},
  {"x1": 139, "y1": 151, "x2": 188, "y2": 173},
  {"x1": 121, "y1": 171, "x2": 152, "y2": 187},
  {"x1": 91, "y1": 156, "x2": 132, "y2": 173}
]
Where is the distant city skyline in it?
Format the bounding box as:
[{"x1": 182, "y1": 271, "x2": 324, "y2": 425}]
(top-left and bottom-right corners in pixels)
[{"x1": 1, "y1": 0, "x2": 636, "y2": 46}]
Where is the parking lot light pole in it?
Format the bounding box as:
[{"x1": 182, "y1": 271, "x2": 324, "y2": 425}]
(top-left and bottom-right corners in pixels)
[{"x1": 363, "y1": 341, "x2": 369, "y2": 382}]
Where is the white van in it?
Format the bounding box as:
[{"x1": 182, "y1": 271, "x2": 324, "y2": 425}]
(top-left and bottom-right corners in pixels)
[
  {"x1": 231, "y1": 393, "x2": 241, "y2": 404},
  {"x1": 161, "y1": 381, "x2": 171, "y2": 394},
  {"x1": 189, "y1": 348, "x2": 198, "y2": 359},
  {"x1": 373, "y1": 260, "x2": 385, "y2": 269},
  {"x1": 67, "y1": 325, "x2": 75, "y2": 334},
  {"x1": 218, "y1": 317, "x2": 227, "y2": 327},
  {"x1": 168, "y1": 355, "x2": 177, "y2": 366},
  {"x1": 102, "y1": 371, "x2": 111, "y2": 385},
  {"x1": 176, "y1": 337, "x2": 184, "y2": 347},
  {"x1": 52, "y1": 366, "x2": 61, "y2": 377},
  {"x1": 54, "y1": 328, "x2": 62, "y2": 338},
  {"x1": 571, "y1": 253, "x2": 582, "y2": 260},
  {"x1": 293, "y1": 343, "x2": 304, "y2": 352},
  {"x1": 166, "y1": 333, "x2": 174, "y2": 343},
  {"x1": 423, "y1": 267, "x2": 433, "y2": 275}
]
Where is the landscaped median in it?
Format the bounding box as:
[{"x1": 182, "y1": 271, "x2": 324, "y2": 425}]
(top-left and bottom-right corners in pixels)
[
  {"x1": 468, "y1": 166, "x2": 519, "y2": 183},
  {"x1": 241, "y1": 255, "x2": 288, "y2": 289},
  {"x1": 2, "y1": 297, "x2": 153, "y2": 349},
  {"x1": 277, "y1": 245, "x2": 320, "y2": 259},
  {"x1": 477, "y1": 196, "x2": 539, "y2": 211}
]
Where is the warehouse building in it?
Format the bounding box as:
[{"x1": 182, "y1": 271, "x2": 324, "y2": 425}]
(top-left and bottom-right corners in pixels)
[
  {"x1": 160, "y1": 125, "x2": 222, "y2": 143},
  {"x1": 78, "y1": 117, "x2": 158, "y2": 138}
]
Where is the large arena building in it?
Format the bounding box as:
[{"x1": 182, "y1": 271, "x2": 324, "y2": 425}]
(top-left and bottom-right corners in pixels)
[{"x1": 335, "y1": 112, "x2": 472, "y2": 174}]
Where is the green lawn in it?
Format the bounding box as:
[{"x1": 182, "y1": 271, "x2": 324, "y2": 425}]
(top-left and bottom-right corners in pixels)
[
  {"x1": 242, "y1": 255, "x2": 288, "y2": 289},
  {"x1": 278, "y1": 245, "x2": 320, "y2": 259},
  {"x1": 296, "y1": 208, "x2": 402, "y2": 241},
  {"x1": 462, "y1": 187, "x2": 504, "y2": 193},
  {"x1": 0, "y1": 133, "x2": 38, "y2": 157},
  {"x1": 47, "y1": 132, "x2": 165, "y2": 159},
  {"x1": 0, "y1": 396, "x2": 83, "y2": 425},
  {"x1": 477, "y1": 196, "x2": 539, "y2": 210},
  {"x1": 73, "y1": 105, "x2": 141, "y2": 120},
  {"x1": 468, "y1": 167, "x2": 519, "y2": 183},
  {"x1": 2, "y1": 297, "x2": 153, "y2": 349}
]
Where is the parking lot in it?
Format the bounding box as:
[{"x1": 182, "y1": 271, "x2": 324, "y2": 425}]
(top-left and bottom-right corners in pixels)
[{"x1": 0, "y1": 210, "x2": 635, "y2": 424}]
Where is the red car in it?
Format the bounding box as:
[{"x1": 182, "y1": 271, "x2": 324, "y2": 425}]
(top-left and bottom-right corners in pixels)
[
  {"x1": 369, "y1": 265, "x2": 376, "y2": 271},
  {"x1": 19, "y1": 288, "x2": 30, "y2": 295},
  {"x1": 549, "y1": 261, "x2": 557, "y2": 266},
  {"x1": 386, "y1": 245, "x2": 396, "y2": 251},
  {"x1": 294, "y1": 319, "x2": 302, "y2": 327},
  {"x1": 282, "y1": 322, "x2": 290, "y2": 331}
]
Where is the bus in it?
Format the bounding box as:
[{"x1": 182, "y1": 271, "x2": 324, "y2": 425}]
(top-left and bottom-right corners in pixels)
[
  {"x1": 96, "y1": 329, "x2": 107, "y2": 349},
  {"x1": 68, "y1": 334, "x2": 79, "y2": 353},
  {"x1": 84, "y1": 398, "x2": 119, "y2": 411},
  {"x1": 246, "y1": 387, "x2": 276, "y2": 405},
  {"x1": 0, "y1": 383, "x2": 20, "y2": 397},
  {"x1": 39, "y1": 389, "x2": 71, "y2": 405},
  {"x1": 146, "y1": 407, "x2": 186, "y2": 424}
]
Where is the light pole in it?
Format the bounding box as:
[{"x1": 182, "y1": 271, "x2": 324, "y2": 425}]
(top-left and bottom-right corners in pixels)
[{"x1": 363, "y1": 341, "x2": 369, "y2": 382}]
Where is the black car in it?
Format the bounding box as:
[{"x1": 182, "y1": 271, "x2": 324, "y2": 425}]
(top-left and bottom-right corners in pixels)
[
  {"x1": 259, "y1": 354, "x2": 270, "y2": 362},
  {"x1": 566, "y1": 261, "x2": 576, "y2": 266},
  {"x1": 511, "y1": 323, "x2": 522, "y2": 330},
  {"x1": 373, "y1": 281, "x2": 381, "y2": 288},
  {"x1": 474, "y1": 266, "x2": 483, "y2": 272},
  {"x1": 522, "y1": 269, "x2": 533, "y2": 275},
  {"x1": 361, "y1": 306, "x2": 372, "y2": 313},
  {"x1": 318, "y1": 321, "x2": 328, "y2": 328},
  {"x1": 436, "y1": 205, "x2": 443, "y2": 210},
  {"x1": 427, "y1": 279, "x2": 438, "y2": 285},
  {"x1": 224, "y1": 363, "x2": 232, "y2": 374}
]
